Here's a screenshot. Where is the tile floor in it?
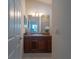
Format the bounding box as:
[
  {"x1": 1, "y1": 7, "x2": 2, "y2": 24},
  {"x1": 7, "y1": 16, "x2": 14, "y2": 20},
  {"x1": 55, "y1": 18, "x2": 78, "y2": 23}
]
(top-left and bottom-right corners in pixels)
[{"x1": 23, "y1": 53, "x2": 53, "y2": 59}]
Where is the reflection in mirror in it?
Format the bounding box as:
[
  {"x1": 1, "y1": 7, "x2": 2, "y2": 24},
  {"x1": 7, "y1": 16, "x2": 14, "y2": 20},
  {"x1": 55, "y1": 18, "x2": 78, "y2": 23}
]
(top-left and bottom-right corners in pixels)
[
  {"x1": 24, "y1": 16, "x2": 28, "y2": 32},
  {"x1": 41, "y1": 15, "x2": 50, "y2": 33},
  {"x1": 28, "y1": 15, "x2": 39, "y2": 33},
  {"x1": 24, "y1": 15, "x2": 50, "y2": 34}
]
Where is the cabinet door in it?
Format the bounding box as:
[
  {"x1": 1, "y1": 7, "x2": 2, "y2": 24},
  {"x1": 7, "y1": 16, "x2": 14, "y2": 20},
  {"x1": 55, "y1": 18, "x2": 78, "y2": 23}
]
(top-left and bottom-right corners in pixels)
[
  {"x1": 38, "y1": 37, "x2": 52, "y2": 52},
  {"x1": 24, "y1": 37, "x2": 32, "y2": 52},
  {"x1": 8, "y1": 0, "x2": 15, "y2": 38},
  {"x1": 46, "y1": 39, "x2": 52, "y2": 52},
  {"x1": 38, "y1": 39, "x2": 47, "y2": 51},
  {"x1": 15, "y1": 0, "x2": 21, "y2": 59},
  {"x1": 31, "y1": 39, "x2": 39, "y2": 50},
  {"x1": 8, "y1": 0, "x2": 22, "y2": 59},
  {"x1": 15, "y1": 0, "x2": 21, "y2": 36}
]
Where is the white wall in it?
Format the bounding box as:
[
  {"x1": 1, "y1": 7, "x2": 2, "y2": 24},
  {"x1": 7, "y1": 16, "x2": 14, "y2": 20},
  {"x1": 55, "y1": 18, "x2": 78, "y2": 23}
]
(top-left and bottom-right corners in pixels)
[
  {"x1": 52, "y1": 0, "x2": 71, "y2": 59},
  {"x1": 20, "y1": 0, "x2": 26, "y2": 58},
  {"x1": 21, "y1": 0, "x2": 26, "y2": 34}
]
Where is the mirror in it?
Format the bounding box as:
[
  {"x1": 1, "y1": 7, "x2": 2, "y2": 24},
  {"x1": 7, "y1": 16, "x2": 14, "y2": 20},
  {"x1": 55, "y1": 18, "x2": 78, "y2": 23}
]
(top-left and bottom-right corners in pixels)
[{"x1": 24, "y1": 15, "x2": 50, "y2": 34}]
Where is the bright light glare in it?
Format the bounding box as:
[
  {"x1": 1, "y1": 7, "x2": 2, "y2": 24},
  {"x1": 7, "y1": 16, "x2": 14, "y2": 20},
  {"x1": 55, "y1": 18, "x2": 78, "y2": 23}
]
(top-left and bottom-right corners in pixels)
[
  {"x1": 32, "y1": 13, "x2": 35, "y2": 16},
  {"x1": 10, "y1": 10, "x2": 14, "y2": 17},
  {"x1": 17, "y1": 11, "x2": 21, "y2": 17},
  {"x1": 39, "y1": 13, "x2": 44, "y2": 16},
  {"x1": 36, "y1": 13, "x2": 39, "y2": 17}
]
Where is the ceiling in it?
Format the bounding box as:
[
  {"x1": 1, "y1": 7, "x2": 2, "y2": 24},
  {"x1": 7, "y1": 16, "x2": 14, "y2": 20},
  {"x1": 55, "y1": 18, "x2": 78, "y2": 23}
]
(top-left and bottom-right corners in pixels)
[
  {"x1": 26, "y1": 0, "x2": 52, "y2": 5},
  {"x1": 36, "y1": 0, "x2": 52, "y2": 5}
]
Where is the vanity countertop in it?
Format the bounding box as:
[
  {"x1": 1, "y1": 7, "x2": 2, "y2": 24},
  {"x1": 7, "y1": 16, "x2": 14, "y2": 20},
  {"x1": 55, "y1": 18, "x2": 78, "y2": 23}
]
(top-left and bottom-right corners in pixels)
[{"x1": 24, "y1": 33, "x2": 52, "y2": 37}]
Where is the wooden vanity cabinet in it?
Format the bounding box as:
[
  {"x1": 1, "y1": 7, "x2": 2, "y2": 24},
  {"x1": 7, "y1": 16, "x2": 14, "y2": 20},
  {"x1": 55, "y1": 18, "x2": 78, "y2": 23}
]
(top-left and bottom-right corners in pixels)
[{"x1": 24, "y1": 35, "x2": 52, "y2": 53}]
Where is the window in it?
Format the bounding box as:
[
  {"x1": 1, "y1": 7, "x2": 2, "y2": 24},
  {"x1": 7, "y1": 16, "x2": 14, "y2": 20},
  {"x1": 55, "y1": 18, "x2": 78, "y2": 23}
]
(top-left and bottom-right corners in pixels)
[
  {"x1": 31, "y1": 24, "x2": 38, "y2": 32},
  {"x1": 29, "y1": 16, "x2": 39, "y2": 33}
]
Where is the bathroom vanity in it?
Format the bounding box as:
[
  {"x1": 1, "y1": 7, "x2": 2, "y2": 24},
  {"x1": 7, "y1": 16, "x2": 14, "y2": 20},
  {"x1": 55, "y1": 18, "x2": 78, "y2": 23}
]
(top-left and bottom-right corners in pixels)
[{"x1": 23, "y1": 33, "x2": 52, "y2": 53}]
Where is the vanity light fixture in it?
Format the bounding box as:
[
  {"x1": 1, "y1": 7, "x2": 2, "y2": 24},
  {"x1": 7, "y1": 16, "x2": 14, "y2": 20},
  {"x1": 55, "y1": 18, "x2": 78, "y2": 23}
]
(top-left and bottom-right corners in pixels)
[
  {"x1": 17, "y1": 11, "x2": 21, "y2": 17},
  {"x1": 39, "y1": 13, "x2": 44, "y2": 16},
  {"x1": 31, "y1": 12, "x2": 44, "y2": 17}
]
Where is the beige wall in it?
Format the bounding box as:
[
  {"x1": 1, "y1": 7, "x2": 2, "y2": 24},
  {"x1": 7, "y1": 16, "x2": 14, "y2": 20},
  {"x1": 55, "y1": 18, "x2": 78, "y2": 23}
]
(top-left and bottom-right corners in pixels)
[
  {"x1": 25, "y1": 0, "x2": 52, "y2": 15},
  {"x1": 25, "y1": 0, "x2": 53, "y2": 34}
]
